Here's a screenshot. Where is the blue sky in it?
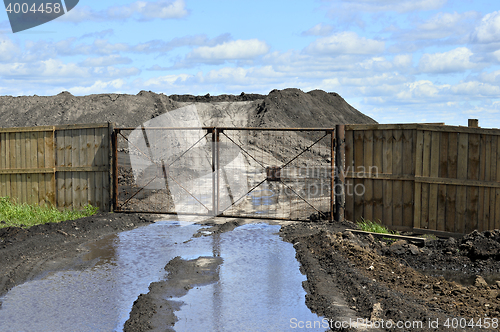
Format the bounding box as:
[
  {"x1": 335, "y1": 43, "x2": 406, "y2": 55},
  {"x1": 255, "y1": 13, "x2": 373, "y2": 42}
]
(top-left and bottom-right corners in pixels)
[{"x1": 1, "y1": 0, "x2": 500, "y2": 127}]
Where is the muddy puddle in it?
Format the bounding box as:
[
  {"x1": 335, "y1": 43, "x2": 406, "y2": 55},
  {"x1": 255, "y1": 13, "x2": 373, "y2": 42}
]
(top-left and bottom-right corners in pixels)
[{"x1": 0, "y1": 220, "x2": 322, "y2": 331}]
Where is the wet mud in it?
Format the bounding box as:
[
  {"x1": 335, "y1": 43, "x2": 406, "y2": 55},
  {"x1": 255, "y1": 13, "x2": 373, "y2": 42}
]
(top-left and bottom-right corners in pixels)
[
  {"x1": 281, "y1": 222, "x2": 500, "y2": 331},
  {"x1": 124, "y1": 256, "x2": 223, "y2": 332}
]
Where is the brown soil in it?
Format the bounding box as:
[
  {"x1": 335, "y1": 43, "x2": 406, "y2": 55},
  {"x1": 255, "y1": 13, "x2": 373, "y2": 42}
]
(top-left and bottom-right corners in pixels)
[
  {"x1": 280, "y1": 221, "x2": 500, "y2": 331},
  {"x1": 0, "y1": 88, "x2": 376, "y2": 129},
  {"x1": 2, "y1": 216, "x2": 500, "y2": 331}
]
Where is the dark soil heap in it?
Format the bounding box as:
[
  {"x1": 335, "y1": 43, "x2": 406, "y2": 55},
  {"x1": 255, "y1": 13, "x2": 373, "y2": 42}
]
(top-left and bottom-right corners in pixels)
[{"x1": 0, "y1": 88, "x2": 376, "y2": 128}]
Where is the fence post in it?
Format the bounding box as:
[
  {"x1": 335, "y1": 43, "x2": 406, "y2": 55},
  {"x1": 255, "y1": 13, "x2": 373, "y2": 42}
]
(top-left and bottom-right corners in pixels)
[
  {"x1": 335, "y1": 125, "x2": 345, "y2": 222},
  {"x1": 330, "y1": 129, "x2": 335, "y2": 221}
]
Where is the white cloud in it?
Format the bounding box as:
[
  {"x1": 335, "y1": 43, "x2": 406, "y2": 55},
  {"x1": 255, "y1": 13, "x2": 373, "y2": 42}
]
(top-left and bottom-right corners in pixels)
[
  {"x1": 396, "y1": 80, "x2": 442, "y2": 101},
  {"x1": 418, "y1": 47, "x2": 477, "y2": 73},
  {"x1": 302, "y1": 23, "x2": 334, "y2": 37},
  {"x1": 471, "y1": 11, "x2": 500, "y2": 44},
  {"x1": 0, "y1": 39, "x2": 20, "y2": 61},
  {"x1": 80, "y1": 55, "x2": 132, "y2": 67},
  {"x1": 108, "y1": 0, "x2": 188, "y2": 20},
  {"x1": 451, "y1": 81, "x2": 500, "y2": 97},
  {"x1": 406, "y1": 11, "x2": 481, "y2": 40},
  {"x1": 69, "y1": 79, "x2": 126, "y2": 95},
  {"x1": 326, "y1": 0, "x2": 447, "y2": 14},
  {"x1": 187, "y1": 39, "x2": 270, "y2": 61},
  {"x1": 61, "y1": 0, "x2": 188, "y2": 22},
  {"x1": 143, "y1": 74, "x2": 191, "y2": 87},
  {"x1": 393, "y1": 54, "x2": 412, "y2": 69},
  {"x1": 305, "y1": 32, "x2": 385, "y2": 55}
]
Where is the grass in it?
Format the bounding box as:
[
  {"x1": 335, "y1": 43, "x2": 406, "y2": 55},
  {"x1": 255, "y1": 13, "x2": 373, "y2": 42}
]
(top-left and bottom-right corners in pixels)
[
  {"x1": 0, "y1": 196, "x2": 98, "y2": 229},
  {"x1": 357, "y1": 218, "x2": 394, "y2": 235}
]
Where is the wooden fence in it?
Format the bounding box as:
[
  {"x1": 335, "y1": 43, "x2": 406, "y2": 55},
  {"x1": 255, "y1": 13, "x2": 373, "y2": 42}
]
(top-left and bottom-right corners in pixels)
[
  {"x1": 0, "y1": 123, "x2": 113, "y2": 211},
  {"x1": 344, "y1": 123, "x2": 500, "y2": 234}
]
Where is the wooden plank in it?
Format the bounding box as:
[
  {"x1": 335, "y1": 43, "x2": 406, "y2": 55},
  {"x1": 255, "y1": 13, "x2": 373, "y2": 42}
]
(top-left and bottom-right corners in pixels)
[
  {"x1": 37, "y1": 131, "x2": 45, "y2": 168},
  {"x1": 437, "y1": 132, "x2": 448, "y2": 231},
  {"x1": 363, "y1": 130, "x2": 373, "y2": 221},
  {"x1": 490, "y1": 136, "x2": 497, "y2": 230},
  {"x1": 456, "y1": 132, "x2": 469, "y2": 233},
  {"x1": 415, "y1": 124, "x2": 500, "y2": 135},
  {"x1": 15, "y1": 132, "x2": 21, "y2": 169},
  {"x1": 20, "y1": 132, "x2": 26, "y2": 169},
  {"x1": 9, "y1": 132, "x2": 16, "y2": 169},
  {"x1": 20, "y1": 133, "x2": 28, "y2": 204},
  {"x1": 30, "y1": 173, "x2": 38, "y2": 206},
  {"x1": 65, "y1": 171, "x2": 72, "y2": 209},
  {"x1": 0, "y1": 168, "x2": 55, "y2": 174},
  {"x1": 72, "y1": 130, "x2": 81, "y2": 209},
  {"x1": 102, "y1": 126, "x2": 111, "y2": 167},
  {"x1": 353, "y1": 130, "x2": 364, "y2": 222},
  {"x1": 80, "y1": 130, "x2": 89, "y2": 206},
  {"x1": 445, "y1": 133, "x2": 458, "y2": 232},
  {"x1": 95, "y1": 168, "x2": 103, "y2": 211},
  {"x1": 420, "y1": 130, "x2": 432, "y2": 229},
  {"x1": 0, "y1": 174, "x2": 5, "y2": 197},
  {"x1": 479, "y1": 135, "x2": 488, "y2": 230},
  {"x1": 15, "y1": 133, "x2": 22, "y2": 203},
  {"x1": 496, "y1": 136, "x2": 500, "y2": 230},
  {"x1": 382, "y1": 129, "x2": 393, "y2": 226},
  {"x1": 467, "y1": 134, "x2": 480, "y2": 232},
  {"x1": 0, "y1": 125, "x2": 55, "y2": 133},
  {"x1": 87, "y1": 128, "x2": 96, "y2": 206},
  {"x1": 373, "y1": 130, "x2": 383, "y2": 223},
  {"x1": 392, "y1": 129, "x2": 403, "y2": 226},
  {"x1": 0, "y1": 133, "x2": 5, "y2": 170},
  {"x1": 64, "y1": 129, "x2": 72, "y2": 167},
  {"x1": 346, "y1": 229, "x2": 425, "y2": 244},
  {"x1": 55, "y1": 130, "x2": 63, "y2": 208},
  {"x1": 345, "y1": 130, "x2": 354, "y2": 221},
  {"x1": 346, "y1": 124, "x2": 500, "y2": 135},
  {"x1": 55, "y1": 123, "x2": 110, "y2": 130},
  {"x1": 414, "y1": 130, "x2": 424, "y2": 229},
  {"x1": 47, "y1": 172, "x2": 56, "y2": 206},
  {"x1": 103, "y1": 171, "x2": 110, "y2": 212},
  {"x1": 346, "y1": 124, "x2": 418, "y2": 131},
  {"x1": 402, "y1": 129, "x2": 413, "y2": 228},
  {"x1": 45, "y1": 130, "x2": 55, "y2": 168},
  {"x1": 103, "y1": 125, "x2": 111, "y2": 211},
  {"x1": 428, "y1": 131, "x2": 440, "y2": 230}
]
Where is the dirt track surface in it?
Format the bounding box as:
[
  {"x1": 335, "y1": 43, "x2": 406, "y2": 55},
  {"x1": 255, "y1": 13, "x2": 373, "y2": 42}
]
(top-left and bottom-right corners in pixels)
[
  {"x1": 281, "y1": 222, "x2": 500, "y2": 331},
  {"x1": 2, "y1": 216, "x2": 500, "y2": 331}
]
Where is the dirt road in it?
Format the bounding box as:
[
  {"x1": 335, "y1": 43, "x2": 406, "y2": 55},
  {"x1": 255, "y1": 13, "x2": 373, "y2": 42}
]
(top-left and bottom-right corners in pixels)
[{"x1": 2, "y1": 216, "x2": 500, "y2": 331}]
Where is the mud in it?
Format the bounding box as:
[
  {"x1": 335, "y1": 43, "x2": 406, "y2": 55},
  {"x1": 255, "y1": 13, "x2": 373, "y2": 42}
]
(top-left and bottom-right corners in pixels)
[
  {"x1": 2, "y1": 216, "x2": 500, "y2": 331},
  {"x1": 281, "y1": 222, "x2": 500, "y2": 331},
  {"x1": 124, "y1": 256, "x2": 223, "y2": 332}
]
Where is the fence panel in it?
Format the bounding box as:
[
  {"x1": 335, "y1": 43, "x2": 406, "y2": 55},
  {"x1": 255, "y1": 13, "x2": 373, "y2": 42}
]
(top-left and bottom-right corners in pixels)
[
  {"x1": 346, "y1": 123, "x2": 500, "y2": 234},
  {"x1": 0, "y1": 123, "x2": 112, "y2": 211}
]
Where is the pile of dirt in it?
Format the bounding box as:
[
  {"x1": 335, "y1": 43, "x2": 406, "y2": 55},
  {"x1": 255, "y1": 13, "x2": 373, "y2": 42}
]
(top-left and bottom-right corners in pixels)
[
  {"x1": 0, "y1": 88, "x2": 376, "y2": 129},
  {"x1": 281, "y1": 223, "x2": 500, "y2": 331}
]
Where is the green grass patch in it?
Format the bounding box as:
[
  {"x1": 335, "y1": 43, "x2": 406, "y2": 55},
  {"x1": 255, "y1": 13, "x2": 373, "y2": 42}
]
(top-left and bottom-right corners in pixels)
[
  {"x1": 0, "y1": 197, "x2": 98, "y2": 229},
  {"x1": 357, "y1": 218, "x2": 394, "y2": 235}
]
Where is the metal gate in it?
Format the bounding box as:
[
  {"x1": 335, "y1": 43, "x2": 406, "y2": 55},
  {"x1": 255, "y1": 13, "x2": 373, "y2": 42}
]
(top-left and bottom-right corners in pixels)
[{"x1": 113, "y1": 127, "x2": 336, "y2": 221}]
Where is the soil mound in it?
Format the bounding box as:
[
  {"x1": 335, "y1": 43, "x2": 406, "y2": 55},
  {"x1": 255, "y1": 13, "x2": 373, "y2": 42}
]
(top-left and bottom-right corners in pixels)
[{"x1": 0, "y1": 88, "x2": 376, "y2": 129}]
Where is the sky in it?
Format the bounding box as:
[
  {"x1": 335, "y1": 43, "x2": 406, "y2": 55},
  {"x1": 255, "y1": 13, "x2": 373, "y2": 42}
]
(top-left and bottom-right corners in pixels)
[{"x1": 1, "y1": 0, "x2": 500, "y2": 127}]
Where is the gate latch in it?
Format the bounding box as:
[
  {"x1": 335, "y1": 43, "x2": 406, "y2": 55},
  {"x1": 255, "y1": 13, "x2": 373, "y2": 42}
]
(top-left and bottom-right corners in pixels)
[{"x1": 266, "y1": 166, "x2": 281, "y2": 181}]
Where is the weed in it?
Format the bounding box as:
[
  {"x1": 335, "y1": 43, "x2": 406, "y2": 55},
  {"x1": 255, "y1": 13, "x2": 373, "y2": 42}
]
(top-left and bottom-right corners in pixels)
[
  {"x1": 357, "y1": 217, "x2": 397, "y2": 235},
  {"x1": 0, "y1": 196, "x2": 98, "y2": 229}
]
